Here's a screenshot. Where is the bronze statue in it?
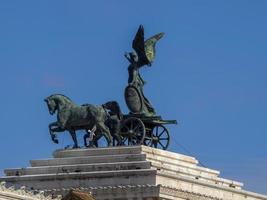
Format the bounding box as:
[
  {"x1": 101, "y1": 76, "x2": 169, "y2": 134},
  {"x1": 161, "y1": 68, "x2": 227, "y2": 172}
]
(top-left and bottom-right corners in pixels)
[
  {"x1": 45, "y1": 26, "x2": 177, "y2": 150},
  {"x1": 124, "y1": 25, "x2": 164, "y2": 116},
  {"x1": 83, "y1": 101, "x2": 123, "y2": 147},
  {"x1": 44, "y1": 94, "x2": 115, "y2": 148}
]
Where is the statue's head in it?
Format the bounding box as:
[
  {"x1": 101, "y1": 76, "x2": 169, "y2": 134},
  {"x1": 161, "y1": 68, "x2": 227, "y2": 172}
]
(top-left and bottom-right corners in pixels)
[
  {"x1": 44, "y1": 97, "x2": 57, "y2": 115},
  {"x1": 130, "y1": 52, "x2": 138, "y2": 62}
]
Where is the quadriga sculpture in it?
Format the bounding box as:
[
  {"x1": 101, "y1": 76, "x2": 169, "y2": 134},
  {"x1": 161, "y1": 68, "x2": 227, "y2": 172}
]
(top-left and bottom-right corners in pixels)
[{"x1": 44, "y1": 94, "x2": 114, "y2": 148}]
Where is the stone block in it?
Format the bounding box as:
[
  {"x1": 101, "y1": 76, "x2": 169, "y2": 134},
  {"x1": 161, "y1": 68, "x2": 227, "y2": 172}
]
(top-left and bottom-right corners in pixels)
[
  {"x1": 30, "y1": 153, "x2": 146, "y2": 167},
  {"x1": 5, "y1": 161, "x2": 151, "y2": 176},
  {"x1": 53, "y1": 146, "x2": 142, "y2": 158},
  {"x1": 1, "y1": 145, "x2": 266, "y2": 200}
]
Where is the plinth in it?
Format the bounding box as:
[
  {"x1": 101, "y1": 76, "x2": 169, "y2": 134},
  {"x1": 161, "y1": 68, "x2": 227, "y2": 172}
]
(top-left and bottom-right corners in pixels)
[{"x1": 1, "y1": 146, "x2": 266, "y2": 200}]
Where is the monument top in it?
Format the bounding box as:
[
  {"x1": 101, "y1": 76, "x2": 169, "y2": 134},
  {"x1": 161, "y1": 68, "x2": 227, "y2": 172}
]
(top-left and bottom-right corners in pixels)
[
  {"x1": 45, "y1": 25, "x2": 176, "y2": 150},
  {"x1": 1, "y1": 145, "x2": 267, "y2": 200}
]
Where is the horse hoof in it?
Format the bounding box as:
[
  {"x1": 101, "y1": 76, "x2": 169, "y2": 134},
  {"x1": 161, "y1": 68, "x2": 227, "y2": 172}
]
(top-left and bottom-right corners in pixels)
[
  {"x1": 86, "y1": 143, "x2": 96, "y2": 148},
  {"x1": 53, "y1": 139, "x2": 59, "y2": 144}
]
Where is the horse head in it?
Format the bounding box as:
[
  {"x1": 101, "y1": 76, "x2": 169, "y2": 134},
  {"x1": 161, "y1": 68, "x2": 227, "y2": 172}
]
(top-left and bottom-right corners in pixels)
[
  {"x1": 45, "y1": 94, "x2": 74, "y2": 115},
  {"x1": 44, "y1": 96, "x2": 57, "y2": 115},
  {"x1": 102, "y1": 101, "x2": 123, "y2": 120}
]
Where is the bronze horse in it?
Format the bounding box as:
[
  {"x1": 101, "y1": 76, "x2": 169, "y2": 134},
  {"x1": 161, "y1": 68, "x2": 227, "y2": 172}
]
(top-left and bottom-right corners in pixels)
[{"x1": 44, "y1": 94, "x2": 114, "y2": 148}]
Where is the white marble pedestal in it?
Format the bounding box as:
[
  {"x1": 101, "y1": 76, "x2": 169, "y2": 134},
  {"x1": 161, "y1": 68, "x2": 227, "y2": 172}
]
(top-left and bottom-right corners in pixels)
[{"x1": 1, "y1": 146, "x2": 266, "y2": 200}]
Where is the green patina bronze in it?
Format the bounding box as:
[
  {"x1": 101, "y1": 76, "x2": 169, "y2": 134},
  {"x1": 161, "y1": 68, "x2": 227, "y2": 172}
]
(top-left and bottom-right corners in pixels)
[
  {"x1": 44, "y1": 94, "x2": 121, "y2": 148},
  {"x1": 124, "y1": 25, "x2": 164, "y2": 116},
  {"x1": 45, "y1": 25, "x2": 176, "y2": 150}
]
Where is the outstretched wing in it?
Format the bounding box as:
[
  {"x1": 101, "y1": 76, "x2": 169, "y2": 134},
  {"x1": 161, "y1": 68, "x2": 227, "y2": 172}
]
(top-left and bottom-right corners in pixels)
[
  {"x1": 132, "y1": 25, "x2": 150, "y2": 66},
  {"x1": 145, "y1": 32, "x2": 164, "y2": 63}
]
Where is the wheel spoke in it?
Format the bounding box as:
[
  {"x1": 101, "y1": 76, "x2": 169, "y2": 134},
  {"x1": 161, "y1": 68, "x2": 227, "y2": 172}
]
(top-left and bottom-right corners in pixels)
[
  {"x1": 122, "y1": 138, "x2": 127, "y2": 144},
  {"x1": 156, "y1": 126, "x2": 159, "y2": 136},
  {"x1": 158, "y1": 141, "x2": 165, "y2": 149},
  {"x1": 120, "y1": 118, "x2": 145, "y2": 147},
  {"x1": 159, "y1": 138, "x2": 168, "y2": 140},
  {"x1": 133, "y1": 124, "x2": 140, "y2": 132},
  {"x1": 122, "y1": 125, "x2": 129, "y2": 132},
  {"x1": 158, "y1": 130, "x2": 166, "y2": 137},
  {"x1": 132, "y1": 135, "x2": 137, "y2": 140},
  {"x1": 130, "y1": 121, "x2": 134, "y2": 130}
]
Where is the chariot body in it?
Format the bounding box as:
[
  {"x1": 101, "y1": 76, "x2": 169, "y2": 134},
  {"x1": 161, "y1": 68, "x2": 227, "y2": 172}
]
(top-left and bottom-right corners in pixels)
[
  {"x1": 118, "y1": 85, "x2": 177, "y2": 150},
  {"x1": 82, "y1": 83, "x2": 177, "y2": 150}
]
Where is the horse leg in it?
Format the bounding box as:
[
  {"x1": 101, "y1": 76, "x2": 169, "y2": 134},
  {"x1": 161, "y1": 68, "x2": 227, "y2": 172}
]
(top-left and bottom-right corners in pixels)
[
  {"x1": 97, "y1": 122, "x2": 112, "y2": 146},
  {"x1": 92, "y1": 131, "x2": 103, "y2": 148},
  {"x1": 113, "y1": 120, "x2": 122, "y2": 146},
  {"x1": 83, "y1": 130, "x2": 89, "y2": 147},
  {"x1": 50, "y1": 127, "x2": 65, "y2": 144},
  {"x1": 113, "y1": 133, "x2": 122, "y2": 146},
  {"x1": 69, "y1": 129, "x2": 79, "y2": 149},
  {"x1": 49, "y1": 122, "x2": 60, "y2": 144},
  {"x1": 107, "y1": 118, "x2": 121, "y2": 146}
]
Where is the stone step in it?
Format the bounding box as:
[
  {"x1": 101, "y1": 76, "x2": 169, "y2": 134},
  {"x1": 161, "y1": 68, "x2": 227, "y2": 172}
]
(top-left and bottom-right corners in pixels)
[
  {"x1": 148, "y1": 155, "x2": 219, "y2": 177},
  {"x1": 142, "y1": 146, "x2": 219, "y2": 176},
  {"x1": 4, "y1": 161, "x2": 151, "y2": 176},
  {"x1": 30, "y1": 153, "x2": 146, "y2": 167},
  {"x1": 152, "y1": 162, "x2": 243, "y2": 189},
  {"x1": 152, "y1": 161, "x2": 218, "y2": 180},
  {"x1": 141, "y1": 145, "x2": 198, "y2": 165},
  {"x1": 53, "y1": 146, "x2": 142, "y2": 158},
  {"x1": 1, "y1": 169, "x2": 156, "y2": 191}
]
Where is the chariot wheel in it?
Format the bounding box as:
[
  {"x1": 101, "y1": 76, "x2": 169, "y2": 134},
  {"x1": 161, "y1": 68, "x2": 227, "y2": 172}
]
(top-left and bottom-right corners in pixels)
[
  {"x1": 144, "y1": 124, "x2": 170, "y2": 150},
  {"x1": 119, "y1": 117, "x2": 145, "y2": 146}
]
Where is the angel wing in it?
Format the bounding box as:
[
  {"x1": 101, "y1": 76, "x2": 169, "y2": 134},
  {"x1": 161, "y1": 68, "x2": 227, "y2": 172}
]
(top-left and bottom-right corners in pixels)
[
  {"x1": 132, "y1": 25, "x2": 150, "y2": 66},
  {"x1": 132, "y1": 25, "x2": 164, "y2": 66},
  {"x1": 145, "y1": 32, "x2": 164, "y2": 63}
]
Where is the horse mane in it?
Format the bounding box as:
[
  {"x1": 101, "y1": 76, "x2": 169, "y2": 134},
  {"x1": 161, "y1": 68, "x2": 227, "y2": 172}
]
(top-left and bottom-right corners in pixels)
[{"x1": 49, "y1": 94, "x2": 73, "y2": 103}]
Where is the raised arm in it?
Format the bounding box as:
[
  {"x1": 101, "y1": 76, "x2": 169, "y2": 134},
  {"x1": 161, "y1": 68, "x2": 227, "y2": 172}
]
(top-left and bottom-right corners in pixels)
[{"x1": 124, "y1": 52, "x2": 132, "y2": 63}]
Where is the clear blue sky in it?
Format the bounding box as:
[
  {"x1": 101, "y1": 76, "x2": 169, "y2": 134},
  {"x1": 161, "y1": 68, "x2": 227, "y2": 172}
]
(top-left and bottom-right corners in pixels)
[{"x1": 0, "y1": 0, "x2": 266, "y2": 194}]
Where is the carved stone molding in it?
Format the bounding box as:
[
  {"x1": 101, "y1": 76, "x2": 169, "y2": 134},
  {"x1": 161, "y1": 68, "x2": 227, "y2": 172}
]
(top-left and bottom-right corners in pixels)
[
  {"x1": 159, "y1": 185, "x2": 222, "y2": 200},
  {"x1": 0, "y1": 182, "x2": 62, "y2": 200},
  {"x1": 42, "y1": 184, "x2": 159, "y2": 199}
]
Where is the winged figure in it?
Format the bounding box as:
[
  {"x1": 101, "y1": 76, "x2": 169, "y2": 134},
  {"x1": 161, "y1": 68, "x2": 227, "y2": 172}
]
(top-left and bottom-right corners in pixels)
[
  {"x1": 124, "y1": 25, "x2": 164, "y2": 116},
  {"x1": 131, "y1": 25, "x2": 164, "y2": 67}
]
